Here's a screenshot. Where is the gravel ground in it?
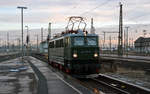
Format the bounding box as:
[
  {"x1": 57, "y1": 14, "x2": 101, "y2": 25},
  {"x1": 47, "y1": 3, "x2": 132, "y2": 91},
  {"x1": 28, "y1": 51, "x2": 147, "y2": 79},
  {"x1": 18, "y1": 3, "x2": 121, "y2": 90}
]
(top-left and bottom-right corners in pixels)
[{"x1": 0, "y1": 57, "x2": 37, "y2": 94}]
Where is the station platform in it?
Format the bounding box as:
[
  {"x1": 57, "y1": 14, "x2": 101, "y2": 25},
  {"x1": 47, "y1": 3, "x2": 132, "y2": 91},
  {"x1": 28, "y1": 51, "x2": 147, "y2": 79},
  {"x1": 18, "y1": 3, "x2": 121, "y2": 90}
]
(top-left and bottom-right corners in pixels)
[
  {"x1": 0, "y1": 57, "x2": 37, "y2": 94},
  {"x1": 28, "y1": 56, "x2": 94, "y2": 94}
]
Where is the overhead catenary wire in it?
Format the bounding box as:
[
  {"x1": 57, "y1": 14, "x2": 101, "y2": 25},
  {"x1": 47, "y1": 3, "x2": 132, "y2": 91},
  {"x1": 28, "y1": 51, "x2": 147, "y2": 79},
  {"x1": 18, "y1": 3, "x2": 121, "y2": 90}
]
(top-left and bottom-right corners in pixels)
[
  {"x1": 51, "y1": 0, "x2": 117, "y2": 31},
  {"x1": 127, "y1": 13, "x2": 150, "y2": 24},
  {"x1": 80, "y1": 0, "x2": 113, "y2": 16}
]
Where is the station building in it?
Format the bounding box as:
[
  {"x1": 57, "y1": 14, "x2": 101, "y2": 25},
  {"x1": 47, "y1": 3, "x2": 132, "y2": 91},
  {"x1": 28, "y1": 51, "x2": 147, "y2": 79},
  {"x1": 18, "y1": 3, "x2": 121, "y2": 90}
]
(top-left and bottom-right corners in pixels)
[{"x1": 134, "y1": 37, "x2": 150, "y2": 53}]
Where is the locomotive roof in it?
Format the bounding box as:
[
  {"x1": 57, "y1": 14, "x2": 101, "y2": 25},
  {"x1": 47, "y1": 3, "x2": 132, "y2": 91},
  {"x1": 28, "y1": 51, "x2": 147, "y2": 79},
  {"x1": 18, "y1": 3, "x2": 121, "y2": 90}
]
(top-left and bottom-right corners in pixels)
[
  {"x1": 49, "y1": 33, "x2": 98, "y2": 42},
  {"x1": 64, "y1": 33, "x2": 98, "y2": 37}
]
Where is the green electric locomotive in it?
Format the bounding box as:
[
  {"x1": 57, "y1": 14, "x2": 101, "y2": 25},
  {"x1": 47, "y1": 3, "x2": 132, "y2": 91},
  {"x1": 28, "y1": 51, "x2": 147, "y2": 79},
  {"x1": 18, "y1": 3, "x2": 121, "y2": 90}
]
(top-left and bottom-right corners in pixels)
[{"x1": 48, "y1": 16, "x2": 100, "y2": 77}]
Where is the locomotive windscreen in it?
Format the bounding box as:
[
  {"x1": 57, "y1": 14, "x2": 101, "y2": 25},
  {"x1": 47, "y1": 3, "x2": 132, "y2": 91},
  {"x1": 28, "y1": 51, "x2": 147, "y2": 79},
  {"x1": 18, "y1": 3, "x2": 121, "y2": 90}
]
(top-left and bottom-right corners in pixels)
[
  {"x1": 73, "y1": 36, "x2": 98, "y2": 46},
  {"x1": 74, "y1": 37, "x2": 84, "y2": 46},
  {"x1": 87, "y1": 37, "x2": 97, "y2": 46}
]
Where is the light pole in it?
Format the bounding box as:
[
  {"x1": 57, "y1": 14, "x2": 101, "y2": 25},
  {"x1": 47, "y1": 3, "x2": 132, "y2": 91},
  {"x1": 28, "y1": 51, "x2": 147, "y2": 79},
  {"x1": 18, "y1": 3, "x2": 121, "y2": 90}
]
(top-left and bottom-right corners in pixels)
[
  {"x1": 7, "y1": 32, "x2": 9, "y2": 53},
  {"x1": 17, "y1": 6, "x2": 27, "y2": 63},
  {"x1": 34, "y1": 35, "x2": 39, "y2": 52},
  {"x1": 41, "y1": 27, "x2": 43, "y2": 52},
  {"x1": 25, "y1": 25, "x2": 29, "y2": 56},
  {"x1": 25, "y1": 26, "x2": 29, "y2": 35}
]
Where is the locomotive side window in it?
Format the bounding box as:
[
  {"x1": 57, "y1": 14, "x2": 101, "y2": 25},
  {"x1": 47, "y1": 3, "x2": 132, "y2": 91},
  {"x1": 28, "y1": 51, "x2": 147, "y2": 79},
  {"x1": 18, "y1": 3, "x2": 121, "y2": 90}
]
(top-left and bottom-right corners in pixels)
[
  {"x1": 49, "y1": 41, "x2": 54, "y2": 48},
  {"x1": 74, "y1": 37, "x2": 84, "y2": 46},
  {"x1": 56, "y1": 39, "x2": 64, "y2": 48},
  {"x1": 87, "y1": 37, "x2": 97, "y2": 46},
  {"x1": 56, "y1": 40, "x2": 59, "y2": 48},
  {"x1": 60, "y1": 39, "x2": 64, "y2": 47}
]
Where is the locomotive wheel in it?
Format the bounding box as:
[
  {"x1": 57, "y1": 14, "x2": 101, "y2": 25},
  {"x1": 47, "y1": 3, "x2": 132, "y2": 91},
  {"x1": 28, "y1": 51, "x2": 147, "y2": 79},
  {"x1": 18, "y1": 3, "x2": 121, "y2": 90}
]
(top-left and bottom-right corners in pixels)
[
  {"x1": 52, "y1": 62, "x2": 55, "y2": 67},
  {"x1": 59, "y1": 65, "x2": 63, "y2": 70},
  {"x1": 48, "y1": 61, "x2": 52, "y2": 65},
  {"x1": 65, "y1": 68, "x2": 70, "y2": 74}
]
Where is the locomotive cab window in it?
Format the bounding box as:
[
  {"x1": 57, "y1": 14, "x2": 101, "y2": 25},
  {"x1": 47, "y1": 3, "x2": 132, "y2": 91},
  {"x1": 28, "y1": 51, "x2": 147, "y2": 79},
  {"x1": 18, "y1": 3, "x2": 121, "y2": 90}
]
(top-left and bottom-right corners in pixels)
[
  {"x1": 73, "y1": 36, "x2": 97, "y2": 46},
  {"x1": 73, "y1": 37, "x2": 84, "y2": 46},
  {"x1": 87, "y1": 37, "x2": 97, "y2": 46}
]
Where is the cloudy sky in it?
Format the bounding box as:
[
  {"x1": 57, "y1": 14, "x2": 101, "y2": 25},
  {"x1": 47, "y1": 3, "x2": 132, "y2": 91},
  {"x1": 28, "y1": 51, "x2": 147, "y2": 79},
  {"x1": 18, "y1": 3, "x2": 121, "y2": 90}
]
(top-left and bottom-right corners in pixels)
[
  {"x1": 0, "y1": 0, "x2": 150, "y2": 45},
  {"x1": 0, "y1": 0, "x2": 150, "y2": 31}
]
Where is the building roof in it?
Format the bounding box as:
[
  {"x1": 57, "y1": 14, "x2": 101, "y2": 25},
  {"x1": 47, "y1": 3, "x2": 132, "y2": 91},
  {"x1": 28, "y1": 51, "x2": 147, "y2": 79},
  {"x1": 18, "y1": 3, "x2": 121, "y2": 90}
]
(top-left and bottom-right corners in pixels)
[{"x1": 135, "y1": 37, "x2": 150, "y2": 43}]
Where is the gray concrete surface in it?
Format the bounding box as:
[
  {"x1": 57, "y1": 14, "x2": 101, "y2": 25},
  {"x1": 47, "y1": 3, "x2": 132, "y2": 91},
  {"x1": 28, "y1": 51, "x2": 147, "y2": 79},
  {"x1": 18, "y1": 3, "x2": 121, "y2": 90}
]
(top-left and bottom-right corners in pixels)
[{"x1": 0, "y1": 58, "x2": 37, "y2": 94}]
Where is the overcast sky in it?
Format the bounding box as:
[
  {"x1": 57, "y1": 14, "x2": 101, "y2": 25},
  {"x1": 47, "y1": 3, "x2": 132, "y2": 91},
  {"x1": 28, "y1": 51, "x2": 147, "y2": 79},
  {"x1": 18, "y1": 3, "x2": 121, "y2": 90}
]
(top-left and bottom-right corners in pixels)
[
  {"x1": 0, "y1": 0, "x2": 150, "y2": 45},
  {"x1": 0, "y1": 0, "x2": 150, "y2": 31}
]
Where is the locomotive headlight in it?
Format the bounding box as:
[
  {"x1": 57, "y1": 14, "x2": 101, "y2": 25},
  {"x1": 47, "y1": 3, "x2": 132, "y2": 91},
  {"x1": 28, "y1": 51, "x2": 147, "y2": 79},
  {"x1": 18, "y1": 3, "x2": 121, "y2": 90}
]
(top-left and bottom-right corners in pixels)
[
  {"x1": 73, "y1": 53, "x2": 78, "y2": 58},
  {"x1": 94, "y1": 53, "x2": 98, "y2": 57}
]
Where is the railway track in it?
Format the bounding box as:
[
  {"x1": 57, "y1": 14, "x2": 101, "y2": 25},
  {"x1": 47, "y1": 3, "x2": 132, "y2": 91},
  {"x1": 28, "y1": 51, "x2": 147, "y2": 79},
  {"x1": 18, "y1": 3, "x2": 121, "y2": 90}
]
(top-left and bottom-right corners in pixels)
[
  {"x1": 0, "y1": 53, "x2": 21, "y2": 62},
  {"x1": 93, "y1": 74, "x2": 150, "y2": 94},
  {"x1": 32, "y1": 53, "x2": 150, "y2": 94},
  {"x1": 79, "y1": 78, "x2": 128, "y2": 94},
  {"x1": 79, "y1": 74, "x2": 150, "y2": 94},
  {"x1": 100, "y1": 55, "x2": 150, "y2": 63},
  {"x1": 100, "y1": 55, "x2": 150, "y2": 70},
  {"x1": 92, "y1": 78, "x2": 129, "y2": 94}
]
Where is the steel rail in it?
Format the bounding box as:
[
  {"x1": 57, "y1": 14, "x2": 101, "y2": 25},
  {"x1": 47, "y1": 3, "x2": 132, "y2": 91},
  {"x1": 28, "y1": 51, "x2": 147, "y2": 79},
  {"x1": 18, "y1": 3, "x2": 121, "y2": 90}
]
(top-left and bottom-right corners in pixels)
[
  {"x1": 96, "y1": 74, "x2": 150, "y2": 94},
  {"x1": 91, "y1": 78, "x2": 130, "y2": 94}
]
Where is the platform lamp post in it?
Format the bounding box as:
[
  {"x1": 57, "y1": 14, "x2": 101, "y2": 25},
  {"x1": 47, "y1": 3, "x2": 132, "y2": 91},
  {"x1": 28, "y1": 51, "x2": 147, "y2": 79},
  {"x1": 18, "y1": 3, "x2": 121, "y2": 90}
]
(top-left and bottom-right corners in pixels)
[
  {"x1": 25, "y1": 25, "x2": 29, "y2": 56},
  {"x1": 17, "y1": 6, "x2": 27, "y2": 63}
]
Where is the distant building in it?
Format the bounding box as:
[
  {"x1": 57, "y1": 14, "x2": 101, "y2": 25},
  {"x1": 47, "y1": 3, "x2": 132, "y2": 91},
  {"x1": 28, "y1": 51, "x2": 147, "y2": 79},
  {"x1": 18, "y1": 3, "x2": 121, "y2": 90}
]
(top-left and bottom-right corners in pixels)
[
  {"x1": 39, "y1": 41, "x2": 48, "y2": 53},
  {"x1": 134, "y1": 37, "x2": 150, "y2": 53}
]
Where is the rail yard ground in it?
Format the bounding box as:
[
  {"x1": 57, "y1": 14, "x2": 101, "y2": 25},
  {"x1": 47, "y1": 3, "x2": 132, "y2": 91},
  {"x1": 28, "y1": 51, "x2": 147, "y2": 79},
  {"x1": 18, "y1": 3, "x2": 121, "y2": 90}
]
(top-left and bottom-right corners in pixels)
[
  {"x1": 102, "y1": 68, "x2": 150, "y2": 89},
  {"x1": 100, "y1": 54, "x2": 150, "y2": 89},
  {"x1": 100, "y1": 56, "x2": 150, "y2": 90},
  {"x1": 0, "y1": 54, "x2": 150, "y2": 94}
]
